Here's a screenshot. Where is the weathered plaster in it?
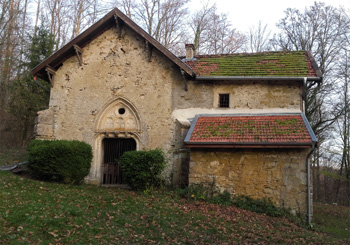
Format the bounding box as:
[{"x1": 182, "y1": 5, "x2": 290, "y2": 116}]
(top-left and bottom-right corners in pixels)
[
  {"x1": 212, "y1": 81, "x2": 302, "y2": 109},
  {"x1": 172, "y1": 79, "x2": 302, "y2": 110}
]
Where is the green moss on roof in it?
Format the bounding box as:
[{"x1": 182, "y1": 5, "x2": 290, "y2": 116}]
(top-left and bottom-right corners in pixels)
[
  {"x1": 187, "y1": 115, "x2": 312, "y2": 144},
  {"x1": 186, "y1": 51, "x2": 316, "y2": 77}
]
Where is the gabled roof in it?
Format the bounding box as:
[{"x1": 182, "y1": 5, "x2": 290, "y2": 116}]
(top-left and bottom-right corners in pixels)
[
  {"x1": 32, "y1": 8, "x2": 322, "y2": 83},
  {"x1": 32, "y1": 8, "x2": 195, "y2": 82},
  {"x1": 184, "y1": 113, "x2": 317, "y2": 148},
  {"x1": 185, "y1": 51, "x2": 322, "y2": 81}
]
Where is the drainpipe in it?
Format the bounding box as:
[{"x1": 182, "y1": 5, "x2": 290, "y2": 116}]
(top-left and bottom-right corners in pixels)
[
  {"x1": 302, "y1": 76, "x2": 314, "y2": 226},
  {"x1": 303, "y1": 77, "x2": 307, "y2": 113},
  {"x1": 306, "y1": 143, "x2": 315, "y2": 226}
]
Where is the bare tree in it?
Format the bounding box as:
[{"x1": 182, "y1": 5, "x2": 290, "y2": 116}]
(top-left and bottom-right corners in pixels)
[
  {"x1": 188, "y1": 1, "x2": 245, "y2": 55},
  {"x1": 157, "y1": 0, "x2": 189, "y2": 51},
  {"x1": 40, "y1": 0, "x2": 70, "y2": 49},
  {"x1": 247, "y1": 21, "x2": 271, "y2": 52},
  {"x1": 274, "y1": 2, "x2": 350, "y2": 203},
  {"x1": 222, "y1": 29, "x2": 246, "y2": 54},
  {"x1": 0, "y1": 0, "x2": 38, "y2": 146},
  {"x1": 189, "y1": 1, "x2": 215, "y2": 54},
  {"x1": 70, "y1": 0, "x2": 102, "y2": 39},
  {"x1": 39, "y1": 0, "x2": 105, "y2": 49},
  {"x1": 34, "y1": 0, "x2": 40, "y2": 33},
  {"x1": 111, "y1": 0, "x2": 136, "y2": 18},
  {"x1": 206, "y1": 12, "x2": 245, "y2": 54},
  {"x1": 331, "y1": 49, "x2": 350, "y2": 205},
  {"x1": 274, "y1": 2, "x2": 348, "y2": 135},
  {"x1": 111, "y1": 0, "x2": 189, "y2": 55},
  {"x1": 0, "y1": 0, "x2": 21, "y2": 104},
  {"x1": 274, "y1": 2, "x2": 348, "y2": 75}
]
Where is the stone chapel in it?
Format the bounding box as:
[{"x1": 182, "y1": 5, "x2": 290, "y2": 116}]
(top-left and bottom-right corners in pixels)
[{"x1": 32, "y1": 8, "x2": 321, "y2": 218}]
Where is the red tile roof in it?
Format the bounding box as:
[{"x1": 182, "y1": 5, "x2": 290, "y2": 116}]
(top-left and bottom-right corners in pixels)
[
  {"x1": 184, "y1": 51, "x2": 321, "y2": 78},
  {"x1": 184, "y1": 114, "x2": 317, "y2": 148}
]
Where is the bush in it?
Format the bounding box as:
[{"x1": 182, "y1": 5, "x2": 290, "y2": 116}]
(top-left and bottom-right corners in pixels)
[
  {"x1": 27, "y1": 139, "x2": 92, "y2": 184},
  {"x1": 120, "y1": 149, "x2": 166, "y2": 190},
  {"x1": 177, "y1": 181, "x2": 290, "y2": 217},
  {"x1": 232, "y1": 195, "x2": 286, "y2": 217},
  {"x1": 177, "y1": 182, "x2": 232, "y2": 206}
]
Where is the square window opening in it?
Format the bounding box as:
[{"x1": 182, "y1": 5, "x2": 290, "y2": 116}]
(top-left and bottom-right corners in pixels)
[{"x1": 219, "y1": 94, "x2": 230, "y2": 108}]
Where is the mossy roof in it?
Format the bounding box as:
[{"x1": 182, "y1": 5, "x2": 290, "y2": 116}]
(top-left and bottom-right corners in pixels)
[
  {"x1": 184, "y1": 114, "x2": 317, "y2": 148},
  {"x1": 185, "y1": 51, "x2": 319, "y2": 77}
]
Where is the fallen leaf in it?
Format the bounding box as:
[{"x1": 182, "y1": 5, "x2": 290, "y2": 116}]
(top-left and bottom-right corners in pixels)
[{"x1": 48, "y1": 231, "x2": 59, "y2": 237}]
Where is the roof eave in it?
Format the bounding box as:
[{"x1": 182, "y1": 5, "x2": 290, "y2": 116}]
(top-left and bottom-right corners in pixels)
[
  {"x1": 195, "y1": 76, "x2": 322, "y2": 82},
  {"x1": 300, "y1": 113, "x2": 318, "y2": 145},
  {"x1": 184, "y1": 143, "x2": 313, "y2": 149},
  {"x1": 32, "y1": 9, "x2": 116, "y2": 80}
]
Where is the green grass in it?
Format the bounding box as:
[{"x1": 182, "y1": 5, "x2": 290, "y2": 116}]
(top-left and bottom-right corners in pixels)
[
  {"x1": 0, "y1": 171, "x2": 347, "y2": 244},
  {"x1": 0, "y1": 147, "x2": 27, "y2": 166},
  {"x1": 313, "y1": 202, "x2": 350, "y2": 240}
]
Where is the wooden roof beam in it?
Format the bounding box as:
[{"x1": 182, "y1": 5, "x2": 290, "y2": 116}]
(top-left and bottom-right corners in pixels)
[
  {"x1": 73, "y1": 44, "x2": 83, "y2": 66},
  {"x1": 180, "y1": 68, "x2": 188, "y2": 91},
  {"x1": 45, "y1": 66, "x2": 56, "y2": 87},
  {"x1": 145, "y1": 40, "x2": 153, "y2": 62},
  {"x1": 114, "y1": 14, "x2": 123, "y2": 38}
]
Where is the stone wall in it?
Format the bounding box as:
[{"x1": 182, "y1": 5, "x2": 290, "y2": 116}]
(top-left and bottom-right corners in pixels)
[
  {"x1": 189, "y1": 148, "x2": 311, "y2": 215},
  {"x1": 34, "y1": 109, "x2": 54, "y2": 139},
  {"x1": 34, "y1": 21, "x2": 307, "y2": 189},
  {"x1": 35, "y1": 25, "x2": 185, "y2": 184},
  {"x1": 172, "y1": 79, "x2": 302, "y2": 110}
]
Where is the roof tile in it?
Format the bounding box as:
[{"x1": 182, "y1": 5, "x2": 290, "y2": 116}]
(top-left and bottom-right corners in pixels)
[
  {"x1": 185, "y1": 51, "x2": 318, "y2": 77},
  {"x1": 185, "y1": 114, "x2": 316, "y2": 147}
]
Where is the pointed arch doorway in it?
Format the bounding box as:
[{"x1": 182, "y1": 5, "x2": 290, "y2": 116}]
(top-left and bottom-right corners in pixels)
[
  {"x1": 101, "y1": 137, "x2": 136, "y2": 185},
  {"x1": 95, "y1": 97, "x2": 142, "y2": 185}
]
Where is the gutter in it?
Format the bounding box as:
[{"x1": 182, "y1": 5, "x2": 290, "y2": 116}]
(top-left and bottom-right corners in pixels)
[
  {"x1": 195, "y1": 76, "x2": 322, "y2": 82},
  {"x1": 185, "y1": 144, "x2": 313, "y2": 149}
]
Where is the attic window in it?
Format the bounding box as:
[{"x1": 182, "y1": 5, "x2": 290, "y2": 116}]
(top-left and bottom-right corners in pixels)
[{"x1": 219, "y1": 94, "x2": 230, "y2": 108}]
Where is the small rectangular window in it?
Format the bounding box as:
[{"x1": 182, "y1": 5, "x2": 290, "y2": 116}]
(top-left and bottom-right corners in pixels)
[{"x1": 219, "y1": 94, "x2": 230, "y2": 108}]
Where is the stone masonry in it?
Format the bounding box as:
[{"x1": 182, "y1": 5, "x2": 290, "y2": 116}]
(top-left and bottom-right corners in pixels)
[
  {"x1": 189, "y1": 148, "x2": 311, "y2": 215},
  {"x1": 33, "y1": 9, "x2": 319, "y2": 219},
  {"x1": 35, "y1": 26, "x2": 184, "y2": 184}
]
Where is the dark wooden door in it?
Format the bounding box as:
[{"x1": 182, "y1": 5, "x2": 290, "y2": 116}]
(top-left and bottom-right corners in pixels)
[{"x1": 102, "y1": 138, "x2": 136, "y2": 184}]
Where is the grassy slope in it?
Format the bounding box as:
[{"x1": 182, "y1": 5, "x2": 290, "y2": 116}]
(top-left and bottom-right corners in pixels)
[
  {"x1": 0, "y1": 171, "x2": 347, "y2": 244},
  {"x1": 313, "y1": 202, "x2": 350, "y2": 240}
]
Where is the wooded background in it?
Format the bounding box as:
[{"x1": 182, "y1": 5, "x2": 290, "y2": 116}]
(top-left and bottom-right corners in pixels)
[{"x1": 0, "y1": 0, "x2": 349, "y2": 205}]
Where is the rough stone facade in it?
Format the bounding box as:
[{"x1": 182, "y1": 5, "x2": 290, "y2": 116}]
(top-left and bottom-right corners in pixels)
[
  {"x1": 172, "y1": 80, "x2": 302, "y2": 111},
  {"x1": 35, "y1": 26, "x2": 184, "y2": 184},
  {"x1": 33, "y1": 11, "x2": 315, "y2": 218},
  {"x1": 35, "y1": 24, "x2": 306, "y2": 187},
  {"x1": 189, "y1": 149, "x2": 311, "y2": 214}
]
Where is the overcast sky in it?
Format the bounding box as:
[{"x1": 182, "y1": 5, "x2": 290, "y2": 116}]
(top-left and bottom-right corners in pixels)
[{"x1": 190, "y1": 0, "x2": 350, "y2": 33}]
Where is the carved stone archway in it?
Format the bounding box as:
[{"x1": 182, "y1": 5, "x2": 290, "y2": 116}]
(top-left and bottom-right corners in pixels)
[
  {"x1": 92, "y1": 97, "x2": 142, "y2": 184},
  {"x1": 96, "y1": 97, "x2": 141, "y2": 134}
]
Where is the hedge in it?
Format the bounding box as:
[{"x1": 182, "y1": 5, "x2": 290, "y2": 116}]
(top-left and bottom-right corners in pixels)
[
  {"x1": 120, "y1": 149, "x2": 166, "y2": 190},
  {"x1": 27, "y1": 139, "x2": 92, "y2": 184}
]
